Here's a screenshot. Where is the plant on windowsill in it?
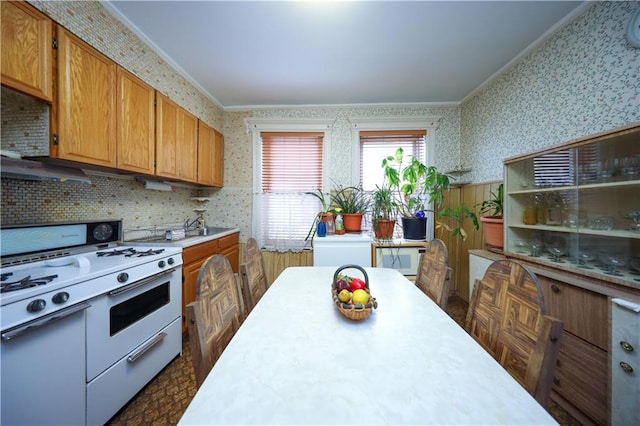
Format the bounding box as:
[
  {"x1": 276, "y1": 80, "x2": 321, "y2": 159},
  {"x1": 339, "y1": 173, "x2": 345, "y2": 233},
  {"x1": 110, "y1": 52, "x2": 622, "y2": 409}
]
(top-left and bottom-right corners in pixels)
[
  {"x1": 371, "y1": 184, "x2": 398, "y2": 240},
  {"x1": 382, "y1": 147, "x2": 451, "y2": 240},
  {"x1": 476, "y1": 183, "x2": 504, "y2": 252},
  {"x1": 304, "y1": 188, "x2": 331, "y2": 242},
  {"x1": 330, "y1": 183, "x2": 370, "y2": 233}
]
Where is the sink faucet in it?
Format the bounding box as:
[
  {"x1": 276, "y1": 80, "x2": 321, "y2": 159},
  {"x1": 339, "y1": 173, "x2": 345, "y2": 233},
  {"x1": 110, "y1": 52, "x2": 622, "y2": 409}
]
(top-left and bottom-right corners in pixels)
[{"x1": 184, "y1": 214, "x2": 205, "y2": 231}]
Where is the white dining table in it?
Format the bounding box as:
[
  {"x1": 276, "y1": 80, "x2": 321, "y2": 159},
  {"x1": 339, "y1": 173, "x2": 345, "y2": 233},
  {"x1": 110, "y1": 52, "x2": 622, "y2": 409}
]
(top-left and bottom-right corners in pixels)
[{"x1": 179, "y1": 266, "x2": 557, "y2": 425}]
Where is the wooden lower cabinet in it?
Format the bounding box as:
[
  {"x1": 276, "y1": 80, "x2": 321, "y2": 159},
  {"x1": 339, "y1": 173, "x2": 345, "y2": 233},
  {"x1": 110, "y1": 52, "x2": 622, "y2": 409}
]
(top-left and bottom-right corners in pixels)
[
  {"x1": 181, "y1": 233, "x2": 239, "y2": 335},
  {"x1": 553, "y1": 332, "x2": 608, "y2": 426},
  {"x1": 531, "y1": 270, "x2": 609, "y2": 425}
]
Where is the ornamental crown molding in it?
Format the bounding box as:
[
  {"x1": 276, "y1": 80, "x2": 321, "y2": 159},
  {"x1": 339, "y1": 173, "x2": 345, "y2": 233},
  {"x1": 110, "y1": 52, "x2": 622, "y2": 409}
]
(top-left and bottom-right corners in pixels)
[
  {"x1": 244, "y1": 117, "x2": 336, "y2": 134},
  {"x1": 348, "y1": 116, "x2": 442, "y2": 130}
]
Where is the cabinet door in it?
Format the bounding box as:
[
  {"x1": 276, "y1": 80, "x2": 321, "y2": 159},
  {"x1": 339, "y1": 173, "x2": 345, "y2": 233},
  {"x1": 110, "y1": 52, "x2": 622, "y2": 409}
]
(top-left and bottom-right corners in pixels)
[
  {"x1": 197, "y1": 121, "x2": 215, "y2": 186},
  {"x1": 155, "y1": 92, "x2": 179, "y2": 179},
  {"x1": 178, "y1": 108, "x2": 198, "y2": 183},
  {"x1": 182, "y1": 260, "x2": 203, "y2": 335},
  {"x1": 156, "y1": 93, "x2": 198, "y2": 182},
  {"x1": 116, "y1": 68, "x2": 154, "y2": 174},
  {"x1": 56, "y1": 27, "x2": 116, "y2": 166},
  {"x1": 553, "y1": 331, "x2": 608, "y2": 425},
  {"x1": 1, "y1": 1, "x2": 53, "y2": 102},
  {"x1": 538, "y1": 276, "x2": 608, "y2": 350},
  {"x1": 197, "y1": 122, "x2": 224, "y2": 187},
  {"x1": 212, "y1": 129, "x2": 224, "y2": 187}
]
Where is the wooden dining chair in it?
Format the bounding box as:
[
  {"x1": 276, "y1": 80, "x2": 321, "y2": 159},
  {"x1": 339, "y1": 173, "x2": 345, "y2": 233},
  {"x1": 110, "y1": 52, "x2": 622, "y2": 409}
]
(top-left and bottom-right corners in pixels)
[
  {"x1": 239, "y1": 238, "x2": 269, "y2": 317},
  {"x1": 465, "y1": 259, "x2": 563, "y2": 406},
  {"x1": 186, "y1": 254, "x2": 245, "y2": 388},
  {"x1": 415, "y1": 238, "x2": 453, "y2": 311}
]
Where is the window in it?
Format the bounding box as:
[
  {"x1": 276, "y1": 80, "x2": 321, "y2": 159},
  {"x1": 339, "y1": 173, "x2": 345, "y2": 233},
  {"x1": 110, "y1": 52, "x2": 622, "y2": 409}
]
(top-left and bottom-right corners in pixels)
[
  {"x1": 259, "y1": 132, "x2": 324, "y2": 251},
  {"x1": 359, "y1": 130, "x2": 426, "y2": 191}
]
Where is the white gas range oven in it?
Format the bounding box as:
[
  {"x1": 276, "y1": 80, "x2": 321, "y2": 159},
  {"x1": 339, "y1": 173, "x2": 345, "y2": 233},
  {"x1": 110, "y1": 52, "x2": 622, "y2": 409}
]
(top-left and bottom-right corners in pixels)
[{"x1": 0, "y1": 220, "x2": 183, "y2": 425}]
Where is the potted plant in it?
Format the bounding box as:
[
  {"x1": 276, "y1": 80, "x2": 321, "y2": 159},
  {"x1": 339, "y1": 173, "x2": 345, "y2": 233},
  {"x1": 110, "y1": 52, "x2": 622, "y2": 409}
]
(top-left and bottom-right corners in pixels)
[
  {"x1": 371, "y1": 184, "x2": 398, "y2": 239},
  {"x1": 437, "y1": 204, "x2": 479, "y2": 241},
  {"x1": 304, "y1": 189, "x2": 332, "y2": 241},
  {"x1": 330, "y1": 183, "x2": 369, "y2": 233},
  {"x1": 476, "y1": 183, "x2": 504, "y2": 251},
  {"x1": 382, "y1": 147, "x2": 451, "y2": 240}
]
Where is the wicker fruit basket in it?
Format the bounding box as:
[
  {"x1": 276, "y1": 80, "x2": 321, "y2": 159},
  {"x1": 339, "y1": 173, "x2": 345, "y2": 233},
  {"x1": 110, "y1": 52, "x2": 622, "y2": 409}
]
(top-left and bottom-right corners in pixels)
[{"x1": 331, "y1": 264, "x2": 378, "y2": 320}]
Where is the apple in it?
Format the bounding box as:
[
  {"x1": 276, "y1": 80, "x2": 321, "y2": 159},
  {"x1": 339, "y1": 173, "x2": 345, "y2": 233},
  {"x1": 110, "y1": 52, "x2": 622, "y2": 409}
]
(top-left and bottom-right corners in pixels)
[
  {"x1": 349, "y1": 277, "x2": 366, "y2": 292},
  {"x1": 338, "y1": 289, "x2": 351, "y2": 303}
]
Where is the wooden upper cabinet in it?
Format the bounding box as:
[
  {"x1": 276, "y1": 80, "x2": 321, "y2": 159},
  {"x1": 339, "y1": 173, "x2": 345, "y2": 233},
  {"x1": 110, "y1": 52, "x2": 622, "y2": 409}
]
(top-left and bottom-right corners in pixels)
[
  {"x1": 56, "y1": 27, "x2": 116, "y2": 167},
  {"x1": 117, "y1": 68, "x2": 155, "y2": 174},
  {"x1": 197, "y1": 121, "x2": 224, "y2": 187},
  {"x1": 156, "y1": 92, "x2": 198, "y2": 182},
  {"x1": 1, "y1": 1, "x2": 53, "y2": 102}
]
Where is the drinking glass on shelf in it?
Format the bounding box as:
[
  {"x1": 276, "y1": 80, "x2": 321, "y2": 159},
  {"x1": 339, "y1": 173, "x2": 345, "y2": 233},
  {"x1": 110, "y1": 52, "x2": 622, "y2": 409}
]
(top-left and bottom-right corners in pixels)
[
  {"x1": 622, "y1": 155, "x2": 640, "y2": 180},
  {"x1": 530, "y1": 240, "x2": 543, "y2": 257},
  {"x1": 603, "y1": 253, "x2": 626, "y2": 276},
  {"x1": 577, "y1": 250, "x2": 595, "y2": 269},
  {"x1": 597, "y1": 159, "x2": 613, "y2": 182},
  {"x1": 547, "y1": 244, "x2": 566, "y2": 263},
  {"x1": 513, "y1": 240, "x2": 529, "y2": 254}
]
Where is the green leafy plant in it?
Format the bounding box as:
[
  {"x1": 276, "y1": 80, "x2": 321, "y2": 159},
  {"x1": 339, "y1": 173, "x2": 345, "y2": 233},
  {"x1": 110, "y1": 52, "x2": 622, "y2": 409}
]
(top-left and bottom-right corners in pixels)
[
  {"x1": 371, "y1": 184, "x2": 398, "y2": 223},
  {"x1": 382, "y1": 147, "x2": 451, "y2": 218},
  {"x1": 438, "y1": 204, "x2": 479, "y2": 241},
  {"x1": 477, "y1": 183, "x2": 504, "y2": 217},
  {"x1": 330, "y1": 183, "x2": 369, "y2": 214}
]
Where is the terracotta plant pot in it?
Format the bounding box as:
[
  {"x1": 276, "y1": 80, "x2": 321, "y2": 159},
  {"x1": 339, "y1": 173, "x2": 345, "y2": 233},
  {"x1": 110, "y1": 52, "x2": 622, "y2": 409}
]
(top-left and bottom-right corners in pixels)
[
  {"x1": 480, "y1": 216, "x2": 504, "y2": 252},
  {"x1": 401, "y1": 217, "x2": 427, "y2": 241},
  {"x1": 342, "y1": 213, "x2": 363, "y2": 233},
  {"x1": 373, "y1": 219, "x2": 396, "y2": 239}
]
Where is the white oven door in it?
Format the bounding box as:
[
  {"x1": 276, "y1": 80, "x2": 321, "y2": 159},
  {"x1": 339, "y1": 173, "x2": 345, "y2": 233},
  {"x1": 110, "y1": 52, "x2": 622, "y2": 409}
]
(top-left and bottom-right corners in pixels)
[{"x1": 86, "y1": 267, "x2": 181, "y2": 381}]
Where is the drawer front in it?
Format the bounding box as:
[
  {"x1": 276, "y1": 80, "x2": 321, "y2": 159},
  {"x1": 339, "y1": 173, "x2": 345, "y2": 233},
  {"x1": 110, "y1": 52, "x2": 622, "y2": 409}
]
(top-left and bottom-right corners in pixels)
[
  {"x1": 183, "y1": 239, "x2": 218, "y2": 264},
  {"x1": 218, "y1": 232, "x2": 239, "y2": 250},
  {"x1": 611, "y1": 300, "x2": 640, "y2": 426},
  {"x1": 538, "y1": 276, "x2": 608, "y2": 349},
  {"x1": 553, "y1": 331, "x2": 608, "y2": 425}
]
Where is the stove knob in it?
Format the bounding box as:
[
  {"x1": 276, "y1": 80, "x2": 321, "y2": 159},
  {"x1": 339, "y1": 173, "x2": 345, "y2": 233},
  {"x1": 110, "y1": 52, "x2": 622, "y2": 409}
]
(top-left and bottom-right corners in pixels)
[
  {"x1": 52, "y1": 292, "x2": 69, "y2": 304},
  {"x1": 158, "y1": 260, "x2": 166, "y2": 268},
  {"x1": 167, "y1": 257, "x2": 175, "y2": 265},
  {"x1": 117, "y1": 272, "x2": 129, "y2": 283},
  {"x1": 27, "y1": 299, "x2": 46, "y2": 313}
]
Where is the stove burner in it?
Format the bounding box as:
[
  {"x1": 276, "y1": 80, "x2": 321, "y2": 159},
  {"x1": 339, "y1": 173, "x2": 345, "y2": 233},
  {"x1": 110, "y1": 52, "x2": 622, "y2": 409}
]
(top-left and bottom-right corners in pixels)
[
  {"x1": 0, "y1": 274, "x2": 59, "y2": 293},
  {"x1": 97, "y1": 248, "x2": 165, "y2": 258}
]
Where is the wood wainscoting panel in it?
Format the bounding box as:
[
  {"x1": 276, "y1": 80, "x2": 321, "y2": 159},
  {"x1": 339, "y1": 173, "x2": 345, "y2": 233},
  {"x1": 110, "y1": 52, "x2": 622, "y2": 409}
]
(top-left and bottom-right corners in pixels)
[
  {"x1": 239, "y1": 243, "x2": 313, "y2": 286},
  {"x1": 436, "y1": 181, "x2": 501, "y2": 302}
]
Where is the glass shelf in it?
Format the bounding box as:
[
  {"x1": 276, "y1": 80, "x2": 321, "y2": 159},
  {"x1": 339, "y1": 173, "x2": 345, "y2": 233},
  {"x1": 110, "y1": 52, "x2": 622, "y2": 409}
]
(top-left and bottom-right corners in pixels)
[{"x1": 504, "y1": 124, "x2": 640, "y2": 287}]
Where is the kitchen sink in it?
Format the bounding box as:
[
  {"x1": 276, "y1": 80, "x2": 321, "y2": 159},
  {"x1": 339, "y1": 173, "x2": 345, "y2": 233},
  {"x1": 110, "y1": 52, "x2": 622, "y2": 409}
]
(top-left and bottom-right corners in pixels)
[{"x1": 125, "y1": 226, "x2": 235, "y2": 244}]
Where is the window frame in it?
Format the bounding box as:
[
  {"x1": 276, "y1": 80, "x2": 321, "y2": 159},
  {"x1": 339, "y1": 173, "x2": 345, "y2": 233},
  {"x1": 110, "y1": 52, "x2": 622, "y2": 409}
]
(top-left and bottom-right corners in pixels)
[
  {"x1": 245, "y1": 117, "x2": 334, "y2": 250},
  {"x1": 349, "y1": 116, "x2": 442, "y2": 241}
]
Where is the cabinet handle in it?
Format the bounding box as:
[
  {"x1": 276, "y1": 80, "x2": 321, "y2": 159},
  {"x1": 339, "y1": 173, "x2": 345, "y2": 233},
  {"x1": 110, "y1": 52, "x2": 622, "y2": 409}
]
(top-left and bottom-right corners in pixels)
[
  {"x1": 551, "y1": 284, "x2": 560, "y2": 293},
  {"x1": 553, "y1": 376, "x2": 560, "y2": 386},
  {"x1": 620, "y1": 341, "x2": 634, "y2": 352},
  {"x1": 620, "y1": 362, "x2": 634, "y2": 374}
]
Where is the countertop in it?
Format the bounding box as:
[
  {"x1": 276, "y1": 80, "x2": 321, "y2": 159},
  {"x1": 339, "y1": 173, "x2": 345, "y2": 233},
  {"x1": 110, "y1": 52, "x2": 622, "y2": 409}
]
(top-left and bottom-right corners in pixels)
[{"x1": 124, "y1": 227, "x2": 240, "y2": 249}]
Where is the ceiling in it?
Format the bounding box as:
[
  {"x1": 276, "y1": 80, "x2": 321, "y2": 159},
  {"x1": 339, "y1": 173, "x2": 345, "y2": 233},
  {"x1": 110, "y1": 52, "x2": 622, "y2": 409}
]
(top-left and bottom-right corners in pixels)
[{"x1": 104, "y1": 1, "x2": 586, "y2": 109}]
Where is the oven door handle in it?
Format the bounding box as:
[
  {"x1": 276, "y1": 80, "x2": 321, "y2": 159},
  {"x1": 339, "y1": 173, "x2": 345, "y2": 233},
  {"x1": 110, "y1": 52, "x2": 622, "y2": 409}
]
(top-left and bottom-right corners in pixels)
[
  {"x1": 127, "y1": 332, "x2": 167, "y2": 363},
  {"x1": 1, "y1": 301, "x2": 91, "y2": 341},
  {"x1": 108, "y1": 268, "x2": 176, "y2": 297}
]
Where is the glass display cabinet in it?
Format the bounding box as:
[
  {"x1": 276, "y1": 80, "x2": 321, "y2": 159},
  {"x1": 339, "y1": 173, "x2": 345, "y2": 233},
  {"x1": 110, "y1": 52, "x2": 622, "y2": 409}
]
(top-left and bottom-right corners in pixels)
[{"x1": 504, "y1": 124, "x2": 640, "y2": 287}]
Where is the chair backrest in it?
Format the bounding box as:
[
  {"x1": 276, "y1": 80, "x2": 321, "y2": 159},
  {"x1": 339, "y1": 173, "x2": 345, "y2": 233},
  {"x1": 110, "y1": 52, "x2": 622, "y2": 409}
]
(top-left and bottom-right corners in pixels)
[
  {"x1": 186, "y1": 254, "x2": 244, "y2": 388},
  {"x1": 415, "y1": 238, "x2": 452, "y2": 311},
  {"x1": 465, "y1": 259, "x2": 563, "y2": 406},
  {"x1": 239, "y1": 238, "x2": 269, "y2": 317}
]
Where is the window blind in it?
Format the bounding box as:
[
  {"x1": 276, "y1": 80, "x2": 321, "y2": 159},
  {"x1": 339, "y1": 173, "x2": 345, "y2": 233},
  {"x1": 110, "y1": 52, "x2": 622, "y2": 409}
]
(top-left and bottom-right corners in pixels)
[
  {"x1": 533, "y1": 149, "x2": 575, "y2": 187},
  {"x1": 359, "y1": 130, "x2": 426, "y2": 191},
  {"x1": 259, "y1": 132, "x2": 324, "y2": 251}
]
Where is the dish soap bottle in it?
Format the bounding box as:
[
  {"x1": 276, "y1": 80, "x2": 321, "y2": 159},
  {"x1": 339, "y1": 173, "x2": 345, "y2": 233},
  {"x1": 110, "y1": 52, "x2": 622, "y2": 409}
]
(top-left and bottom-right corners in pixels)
[{"x1": 335, "y1": 214, "x2": 345, "y2": 235}]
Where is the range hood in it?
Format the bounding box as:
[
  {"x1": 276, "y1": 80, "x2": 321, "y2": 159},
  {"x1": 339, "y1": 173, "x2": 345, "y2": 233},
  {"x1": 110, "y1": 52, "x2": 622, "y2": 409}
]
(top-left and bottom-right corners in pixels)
[{"x1": 1, "y1": 156, "x2": 92, "y2": 184}]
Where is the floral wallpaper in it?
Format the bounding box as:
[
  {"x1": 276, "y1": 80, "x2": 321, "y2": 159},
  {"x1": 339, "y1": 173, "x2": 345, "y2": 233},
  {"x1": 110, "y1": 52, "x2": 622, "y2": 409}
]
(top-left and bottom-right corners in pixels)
[
  {"x1": 461, "y1": 1, "x2": 640, "y2": 183},
  {"x1": 2, "y1": 1, "x2": 637, "y2": 244}
]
